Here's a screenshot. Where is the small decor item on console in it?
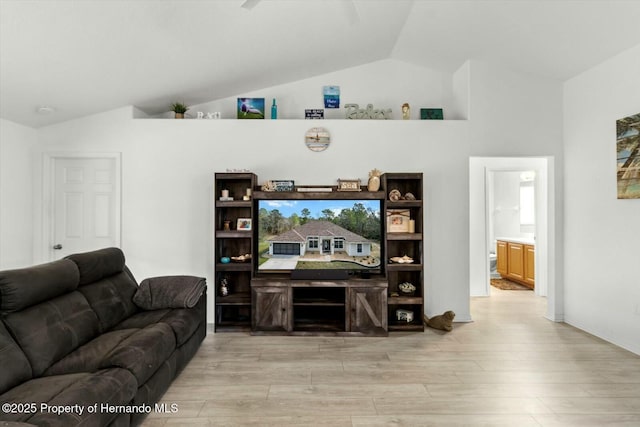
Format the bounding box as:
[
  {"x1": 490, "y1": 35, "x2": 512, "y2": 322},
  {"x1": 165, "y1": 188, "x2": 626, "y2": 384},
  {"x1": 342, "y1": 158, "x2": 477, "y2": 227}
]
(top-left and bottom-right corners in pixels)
[
  {"x1": 337, "y1": 179, "x2": 361, "y2": 191},
  {"x1": 389, "y1": 255, "x2": 414, "y2": 264},
  {"x1": 219, "y1": 277, "x2": 230, "y2": 296},
  {"x1": 424, "y1": 310, "x2": 455, "y2": 332},
  {"x1": 389, "y1": 189, "x2": 402, "y2": 201},
  {"x1": 231, "y1": 254, "x2": 251, "y2": 263},
  {"x1": 345, "y1": 103, "x2": 392, "y2": 120},
  {"x1": 261, "y1": 181, "x2": 276, "y2": 192},
  {"x1": 402, "y1": 103, "x2": 410, "y2": 120},
  {"x1": 368, "y1": 169, "x2": 381, "y2": 191},
  {"x1": 404, "y1": 192, "x2": 416, "y2": 200},
  {"x1": 398, "y1": 282, "x2": 416, "y2": 296},
  {"x1": 396, "y1": 309, "x2": 414, "y2": 323}
]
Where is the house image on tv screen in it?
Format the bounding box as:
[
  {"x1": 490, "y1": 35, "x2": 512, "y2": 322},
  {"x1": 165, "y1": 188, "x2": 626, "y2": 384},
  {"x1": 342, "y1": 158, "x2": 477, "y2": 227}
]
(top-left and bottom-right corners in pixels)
[{"x1": 267, "y1": 220, "x2": 372, "y2": 257}]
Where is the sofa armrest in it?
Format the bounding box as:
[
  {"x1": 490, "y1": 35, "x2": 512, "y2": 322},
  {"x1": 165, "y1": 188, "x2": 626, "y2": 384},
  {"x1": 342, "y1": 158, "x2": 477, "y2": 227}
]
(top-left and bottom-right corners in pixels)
[{"x1": 132, "y1": 276, "x2": 206, "y2": 310}]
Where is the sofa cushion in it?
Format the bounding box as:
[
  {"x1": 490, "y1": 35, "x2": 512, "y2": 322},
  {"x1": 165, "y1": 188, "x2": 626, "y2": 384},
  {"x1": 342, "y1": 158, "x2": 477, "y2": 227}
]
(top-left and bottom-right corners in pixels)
[
  {"x1": 44, "y1": 329, "x2": 138, "y2": 377},
  {"x1": 101, "y1": 323, "x2": 176, "y2": 384},
  {"x1": 0, "y1": 259, "x2": 79, "y2": 313},
  {"x1": 65, "y1": 247, "x2": 127, "y2": 286},
  {"x1": 115, "y1": 294, "x2": 205, "y2": 346},
  {"x1": 0, "y1": 368, "x2": 136, "y2": 426},
  {"x1": 3, "y1": 292, "x2": 100, "y2": 377},
  {"x1": 0, "y1": 322, "x2": 32, "y2": 395},
  {"x1": 77, "y1": 271, "x2": 139, "y2": 333}
]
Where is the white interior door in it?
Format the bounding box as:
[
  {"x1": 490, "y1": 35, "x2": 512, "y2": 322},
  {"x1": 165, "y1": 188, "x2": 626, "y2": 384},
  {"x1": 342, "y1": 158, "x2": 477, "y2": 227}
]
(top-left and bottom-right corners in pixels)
[{"x1": 50, "y1": 155, "x2": 120, "y2": 260}]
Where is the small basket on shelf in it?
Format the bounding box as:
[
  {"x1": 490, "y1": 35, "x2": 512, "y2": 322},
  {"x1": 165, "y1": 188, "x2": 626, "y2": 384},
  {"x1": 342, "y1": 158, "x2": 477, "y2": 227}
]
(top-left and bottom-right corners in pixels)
[{"x1": 398, "y1": 282, "x2": 416, "y2": 296}]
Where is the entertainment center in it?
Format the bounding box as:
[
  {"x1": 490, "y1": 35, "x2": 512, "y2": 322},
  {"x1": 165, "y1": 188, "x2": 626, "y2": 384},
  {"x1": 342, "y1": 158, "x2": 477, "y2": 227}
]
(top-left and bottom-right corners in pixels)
[{"x1": 214, "y1": 172, "x2": 424, "y2": 336}]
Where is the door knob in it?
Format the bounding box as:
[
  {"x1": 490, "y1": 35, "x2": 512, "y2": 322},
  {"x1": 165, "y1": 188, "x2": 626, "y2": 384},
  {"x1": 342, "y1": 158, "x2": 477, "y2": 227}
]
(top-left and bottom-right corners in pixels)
[{"x1": 53, "y1": 244, "x2": 63, "y2": 250}]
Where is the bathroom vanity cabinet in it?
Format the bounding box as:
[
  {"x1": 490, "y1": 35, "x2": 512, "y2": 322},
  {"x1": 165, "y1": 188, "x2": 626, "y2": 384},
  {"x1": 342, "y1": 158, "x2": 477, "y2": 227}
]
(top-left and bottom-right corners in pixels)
[{"x1": 496, "y1": 239, "x2": 535, "y2": 289}]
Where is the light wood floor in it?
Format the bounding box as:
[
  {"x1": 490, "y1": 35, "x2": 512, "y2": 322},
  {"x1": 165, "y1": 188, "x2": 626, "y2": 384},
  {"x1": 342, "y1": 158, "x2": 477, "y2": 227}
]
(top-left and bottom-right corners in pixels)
[{"x1": 142, "y1": 288, "x2": 640, "y2": 426}]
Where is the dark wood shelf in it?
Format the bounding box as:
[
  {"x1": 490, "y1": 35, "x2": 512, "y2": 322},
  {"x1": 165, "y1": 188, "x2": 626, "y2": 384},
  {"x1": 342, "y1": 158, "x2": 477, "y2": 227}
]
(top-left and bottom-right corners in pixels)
[
  {"x1": 386, "y1": 200, "x2": 422, "y2": 208},
  {"x1": 253, "y1": 190, "x2": 385, "y2": 200},
  {"x1": 215, "y1": 200, "x2": 252, "y2": 208},
  {"x1": 388, "y1": 323, "x2": 424, "y2": 332},
  {"x1": 388, "y1": 296, "x2": 423, "y2": 305},
  {"x1": 216, "y1": 230, "x2": 253, "y2": 238},
  {"x1": 215, "y1": 293, "x2": 251, "y2": 305},
  {"x1": 386, "y1": 263, "x2": 423, "y2": 272},
  {"x1": 293, "y1": 301, "x2": 345, "y2": 307},
  {"x1": 216, "y1": 262, "x2": 252, "y2": 271},
  {"x1": 386, "y1": 232, "x2": 422, "y2": 240}
]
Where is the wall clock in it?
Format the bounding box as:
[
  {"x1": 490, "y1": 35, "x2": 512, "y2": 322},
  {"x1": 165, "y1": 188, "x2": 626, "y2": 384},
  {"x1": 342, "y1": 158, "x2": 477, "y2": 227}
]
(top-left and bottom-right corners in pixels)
[{"x1": 305, "y1": 127, "x2": 331, "y2": 152}]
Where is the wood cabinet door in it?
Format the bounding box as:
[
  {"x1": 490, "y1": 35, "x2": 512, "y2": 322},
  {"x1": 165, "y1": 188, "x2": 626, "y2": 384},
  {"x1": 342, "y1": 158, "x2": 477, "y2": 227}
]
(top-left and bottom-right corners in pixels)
[
  {"x1": 252, "y1": 286, "x2": 290, "y2": 331},
  {"x1": 349, "y1": 287, "x2": 388, "y2": 335},
  {"x1": 496, "y1": 240, "x2": 508, "y2": 277},
  {"x1": 524, "y1": 244, "x2": 535, "y2": 288},
  {"x1": 507, "y1": 242, "x2": 525, "y2": 281}
]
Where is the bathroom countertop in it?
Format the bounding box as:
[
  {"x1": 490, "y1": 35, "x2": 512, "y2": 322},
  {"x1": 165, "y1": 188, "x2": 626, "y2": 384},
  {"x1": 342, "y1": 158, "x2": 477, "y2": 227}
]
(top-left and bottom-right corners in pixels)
[{"x1": 496, "y1": 237, "x2": 535, "y2": 246}]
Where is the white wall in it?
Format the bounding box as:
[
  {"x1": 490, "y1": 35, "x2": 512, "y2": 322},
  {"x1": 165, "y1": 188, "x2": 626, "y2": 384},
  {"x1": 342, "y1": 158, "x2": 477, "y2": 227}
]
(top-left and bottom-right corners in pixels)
[
  {"x1": 0, "y1": 118, "x2": 37, "y2": 268},
  {"x1": 29, "y1": 59, "x2": 563, "y2": 326},
  {"x1": 491, "y1": 171, "x2": 525, "y2": 241},
  {"x1": 563, "y1": 44, "x2": 640, "y2": 354}
]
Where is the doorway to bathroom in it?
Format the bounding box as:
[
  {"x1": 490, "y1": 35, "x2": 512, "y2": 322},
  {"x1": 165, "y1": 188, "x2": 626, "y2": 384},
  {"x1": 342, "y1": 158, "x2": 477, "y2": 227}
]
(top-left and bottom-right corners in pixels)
[{"x1": 469, "y1": 157, "x2": 560, "y2": 321}]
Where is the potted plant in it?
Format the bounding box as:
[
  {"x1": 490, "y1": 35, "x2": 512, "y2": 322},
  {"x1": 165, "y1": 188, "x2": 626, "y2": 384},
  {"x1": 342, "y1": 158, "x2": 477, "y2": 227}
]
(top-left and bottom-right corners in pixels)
[{"x1": 170, "y1": 102, "x2": 189, "y2": 119}]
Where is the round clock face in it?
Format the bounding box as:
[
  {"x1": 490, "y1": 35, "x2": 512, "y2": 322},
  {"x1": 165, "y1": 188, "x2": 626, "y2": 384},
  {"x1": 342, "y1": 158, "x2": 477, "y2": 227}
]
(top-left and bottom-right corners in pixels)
[{"x1": 304, "y1": 127, "x2": 331, "y2": 152}]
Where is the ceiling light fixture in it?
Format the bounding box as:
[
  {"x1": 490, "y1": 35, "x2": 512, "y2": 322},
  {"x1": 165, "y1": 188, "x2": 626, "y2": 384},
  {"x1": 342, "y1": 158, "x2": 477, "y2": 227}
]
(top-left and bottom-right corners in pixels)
[
  {"x1": 241, "y1": 0, "x2": 260, "y2": 10},
  {"x1": 36, "y1": 106, "x2": 55, "y2": 114}
]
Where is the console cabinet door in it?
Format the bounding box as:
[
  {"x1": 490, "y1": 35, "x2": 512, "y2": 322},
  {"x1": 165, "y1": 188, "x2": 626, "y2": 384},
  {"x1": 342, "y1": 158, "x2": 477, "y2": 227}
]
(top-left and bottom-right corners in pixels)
[
  {"x1": 523, "y1": 244, "x2": 535, "y2": 288},
  {"x1": 349, "y1": 287, "x2": 388, "y2": 336},
  {"x1": 252, "y1": 286, "x2": 290, "y2": 331}
]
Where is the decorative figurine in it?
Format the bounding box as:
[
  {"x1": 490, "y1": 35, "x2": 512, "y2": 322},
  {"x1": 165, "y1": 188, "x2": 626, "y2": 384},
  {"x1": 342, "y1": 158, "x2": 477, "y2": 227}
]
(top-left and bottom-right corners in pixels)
[
  {"x1": 219, "y1": 277, "x2": 229, "y2": 297},
  {"x1": 402, "y1": 103, "x2": 410, "y2": 120},
  {"x1": 368, "y1": 169, "x2": 382, "y2": 191}
]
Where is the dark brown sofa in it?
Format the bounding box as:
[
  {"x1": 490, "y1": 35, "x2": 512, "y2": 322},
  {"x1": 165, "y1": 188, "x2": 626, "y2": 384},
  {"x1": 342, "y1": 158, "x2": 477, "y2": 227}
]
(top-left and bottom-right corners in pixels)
[{"x1": 0, "y1": 248, "x2": 206, "y2": 426}]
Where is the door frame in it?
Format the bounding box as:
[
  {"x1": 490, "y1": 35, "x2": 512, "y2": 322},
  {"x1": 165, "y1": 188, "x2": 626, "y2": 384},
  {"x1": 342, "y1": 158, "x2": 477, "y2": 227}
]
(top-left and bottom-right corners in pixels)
[
  {"x1": 469, "y1": 156, "x2": 562, "y2": 322},
  {"x1": 42, "y1": 152, "x2": 122, "y2": 261}
]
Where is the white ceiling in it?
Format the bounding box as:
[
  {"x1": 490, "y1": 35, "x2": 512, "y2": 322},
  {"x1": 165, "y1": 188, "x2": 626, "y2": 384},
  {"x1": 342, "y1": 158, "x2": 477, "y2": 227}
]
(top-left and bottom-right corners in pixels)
[{"x1": 1, "y1": 0, "x2": 640, "y2": 128}]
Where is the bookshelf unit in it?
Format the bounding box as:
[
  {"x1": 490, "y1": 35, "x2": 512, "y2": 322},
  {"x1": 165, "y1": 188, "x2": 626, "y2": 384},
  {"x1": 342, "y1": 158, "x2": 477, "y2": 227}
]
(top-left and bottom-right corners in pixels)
[
  {"x1": 382, "y1": 173, "x2": 425, "y2": 332},
  {"x1": 214, "y1": 172, "x2": 257, "y2": 331}
]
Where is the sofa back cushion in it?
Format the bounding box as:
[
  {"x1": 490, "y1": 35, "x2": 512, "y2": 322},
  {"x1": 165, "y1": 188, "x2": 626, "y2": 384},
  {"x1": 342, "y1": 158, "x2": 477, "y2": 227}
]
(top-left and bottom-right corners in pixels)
[
  {"x1": 66, "y1": 247, "x2": 139, "y2": 332},
  {"x1": 3, "y1": 291, "x2": 100, "y2": 377},
  {"x1": 0, "y1": 321, "x2": 32, "y2": 394},
  {"x1": 0, "y1": 259, "x2": 79, "y2": 312}
]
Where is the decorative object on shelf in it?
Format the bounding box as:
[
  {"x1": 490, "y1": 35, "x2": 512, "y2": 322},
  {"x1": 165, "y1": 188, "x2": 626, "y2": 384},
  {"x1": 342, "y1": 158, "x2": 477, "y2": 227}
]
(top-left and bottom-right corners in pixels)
[
  {"x1": 272, "y1": 180, "x2": 295, "y2": 192},
  {"x1": 196, "y1": 111, "x2": 204, "y2": 119},
  {"x1": 389, "y1": 255, "x2": 414, "y2": 264},
  {"x1": 219, "y1": 189, "x2": 233, "y2": 201},
  {"x1": 261, "y1": 181, "x2": 276, "y2": 191},
  {"x1": 345, "y1": 103, "x2": 392, "y2": 120},
  {"x1": 396, "y1": 309, "x2": 414, "y2": 323},
  {"x1": 231, "y1": 254, "x2": 251, "y2": 262},
  {"x1": 226, "y1": 168, "x2": 252, "y2": 173},
  {"x1": 305, "y1": 109, "x2": 324, "y2": 119},
  {"x1": 271, "y1": 98, "x2": 278, "y2": 119},
  {"x1": 420, "y1": 108, "x2": 444, "y2": 120},
  {"x1": 408, "y1": 219, "x2": 416, "y2": 233},
  {"x1": 219, "y1": 277, "x2": 230, "y2": 297},
  {"x1": 305, "y1": 127, "x2": 331, "y2": 152},
  {"x1": 206, "y1": 112, "x2": 222, "y2": 119},
  {"x1": 368, "y1": 169, "x2": 381, "y2": 191},
  {"x1": 402, "y1": 103, "x2": 410, "y2": 120},
  {"x1": 387, "y1": 209, "x2": 411, "y2": 233},
  {"x1": 243, "y1": 188, "x2": 252, "y2": 201},
  {"x1": 237, "y1": 218, "x2": 252, "y2": 231},
  {"x1": 424, "y1": 310, "x2": 455, "y2": 332},
  {"x1": 337, "y1": 179, "x2": 361, "y2": 192},
  {"x1": 388, "y1": 189, "x2": 402, "y2": 201},
  {"x1": 398, "y1": 282, "x2": 416, "y2": 296},
  {"x1": 237, "y1": 98, "x2": 265, "y2": 119},
  {"x1": 404, "y1": 192, "x2": 416, "y2": 200},
  {"x1": 170, "y1": 102, "x2": 189, "y2": 119},
  {"x1": 223, "y1": 220, "x2": 231, "y2": 231},
  {"x1": 220, "y1": 257, "x2": 231, "y2": 264},
  {"x1": 616, "y1": 112, "x2": 640, "y2": 199},
  {"x1": 323, "y1": 85, "x2": 340, "y2": 109}
]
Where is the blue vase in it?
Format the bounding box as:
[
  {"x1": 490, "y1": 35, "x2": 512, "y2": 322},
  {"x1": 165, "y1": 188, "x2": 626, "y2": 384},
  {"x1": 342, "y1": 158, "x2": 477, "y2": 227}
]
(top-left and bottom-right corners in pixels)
[{"x1": 271, "y1": 99, "x2": 277, "y2": 119}]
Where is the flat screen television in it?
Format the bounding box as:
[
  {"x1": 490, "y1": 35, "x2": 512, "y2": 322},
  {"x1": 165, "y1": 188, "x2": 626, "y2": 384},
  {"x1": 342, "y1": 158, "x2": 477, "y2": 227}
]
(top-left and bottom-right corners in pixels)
[{"x1": 256, "y1": 199, "x2": 383, "y2": 277}]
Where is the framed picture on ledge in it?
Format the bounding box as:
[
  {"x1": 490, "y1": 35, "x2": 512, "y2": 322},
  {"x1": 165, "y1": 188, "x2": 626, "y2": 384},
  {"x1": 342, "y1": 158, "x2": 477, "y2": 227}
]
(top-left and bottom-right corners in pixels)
[
  {"x1": 386, "y1": 209, "x2": 410, "y2": 233},
  {"x1": 237, "y1": 98, "x2": 265, "y2": 119},
  {"x1": 237, "y1": 218, "x2": 252, "y2": 231}
]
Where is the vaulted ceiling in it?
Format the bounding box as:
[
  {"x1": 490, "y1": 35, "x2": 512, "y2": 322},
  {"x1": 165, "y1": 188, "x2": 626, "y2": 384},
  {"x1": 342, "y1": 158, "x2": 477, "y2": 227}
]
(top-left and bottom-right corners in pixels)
[{"x1": 1, "y1": 0, "x2": 640, "y2": 128}]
